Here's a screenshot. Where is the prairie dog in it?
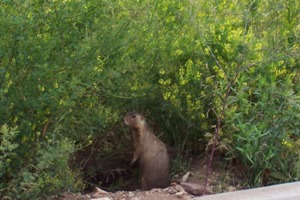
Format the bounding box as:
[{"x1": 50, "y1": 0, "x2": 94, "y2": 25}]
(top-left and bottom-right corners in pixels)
[{"x1": 124, "y1": 112, "x2": 169, "y2": 190}]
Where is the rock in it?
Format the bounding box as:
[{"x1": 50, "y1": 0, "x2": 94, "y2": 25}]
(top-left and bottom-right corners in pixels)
[
  {"x1": 180, "y1": 182, "x2": 206, "y2": 196},
  {"x1": 174, "y1": 185, "x2": 185, "y2": 192},
  {"x1": 206, "y1": 186, "x2": 213, "y2": 194},
  {"x1": 175, "y1": 191, "x2": 185, "y2": 196},
  {"x1": 129, "y1": 197, "x2": 140, "y2": 200},
  {"x1": 91, "y1": 197, "x2": 111, "y2": 200},
  {"x1": 91, "y1": 187, "x2": 109, "y2": 198},
  {"x1": 128, "y1": 191, "x2": 134, "y2": 197},
  {"x1": 150, "y1": 188, "x2": 162, "y2": 192},
  {"x1": 227, "y1": 186, "x2": 237, "y2": 192},
  {"x1": 170, "y1": 181, "x2": 178, "y2": 186},
  {"x1": 94, "y1": 187, "x2": 108, "y2": 194},
  {"x1": 167, "y1": 187, "x2": 177, "y2": 195},
  {"x1": 181, "y1": 171, "x2": 190, "y2": 182}
]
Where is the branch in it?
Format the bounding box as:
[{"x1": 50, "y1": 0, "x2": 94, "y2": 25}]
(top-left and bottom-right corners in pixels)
[{"x1": 204, "y1": 66, "x2": 240, "y2": 189}]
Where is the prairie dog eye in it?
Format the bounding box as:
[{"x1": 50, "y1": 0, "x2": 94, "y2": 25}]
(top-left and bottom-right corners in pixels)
[{"x1": 131, "y1": 115, "x2": 136, "y2": 118}]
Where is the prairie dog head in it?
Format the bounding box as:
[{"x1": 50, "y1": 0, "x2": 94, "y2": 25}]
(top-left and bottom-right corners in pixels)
[{"x1": 124, "y1": 112, "x2": 145, "y2": 129}]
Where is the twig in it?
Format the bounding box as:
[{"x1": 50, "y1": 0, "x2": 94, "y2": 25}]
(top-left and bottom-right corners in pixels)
[
  {"x1": 42, "y1": 117, "x2": 52, "y2": 138},
  {"x1": 82, "y1": 143, "x2": 96, "y2": 169},
  {"x1": 204, "y1": 67, "x2": 239, "y2": 189}
]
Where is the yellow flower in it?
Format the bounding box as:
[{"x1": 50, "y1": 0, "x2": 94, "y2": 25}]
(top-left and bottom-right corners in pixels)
[
  {"x1": 282, "y1": 139, "x2": 294, "y2": 148},
  {"x1": 54, "y1": 82, "x2": 59, "y2": 88}
]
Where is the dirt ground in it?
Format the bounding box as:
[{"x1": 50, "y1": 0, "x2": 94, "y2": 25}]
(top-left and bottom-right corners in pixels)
[{"x1": 50, "y1": 156, "x2": 246, "y2": 200}]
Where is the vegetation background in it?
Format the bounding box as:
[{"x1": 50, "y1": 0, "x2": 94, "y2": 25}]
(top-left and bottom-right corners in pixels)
[{"x1": 1, "y1": 0, "x2": 299, "y2": 199}]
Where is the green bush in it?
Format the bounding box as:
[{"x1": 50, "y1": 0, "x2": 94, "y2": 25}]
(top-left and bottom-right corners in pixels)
[
  {"x1": 0, "y1": 125, "x2": 83, "y2": 199},
  {"x1": 0, "y1": 0, "x2": 299, "y2": 193},
  {"x1": 0, "y1": 125, "x2": 19, "y2": 189},
  {"x1": 226, "y1": 72, "x2": 300, "y2": 185}
]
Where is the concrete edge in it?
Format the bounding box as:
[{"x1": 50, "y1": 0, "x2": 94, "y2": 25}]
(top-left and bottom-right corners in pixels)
[{"x1": 194, "y1": 181, "x2": 300, "y2": 200}]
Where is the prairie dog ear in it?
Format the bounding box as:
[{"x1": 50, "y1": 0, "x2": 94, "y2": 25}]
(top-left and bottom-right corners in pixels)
[{"x1": 141, "y1": 115, "x2": 144, "y2": 121}]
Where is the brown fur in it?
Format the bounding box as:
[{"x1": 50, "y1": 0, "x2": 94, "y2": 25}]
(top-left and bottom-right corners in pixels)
[{"x1": 124, "y1": 112, "x2": 169, "y2": 190}]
